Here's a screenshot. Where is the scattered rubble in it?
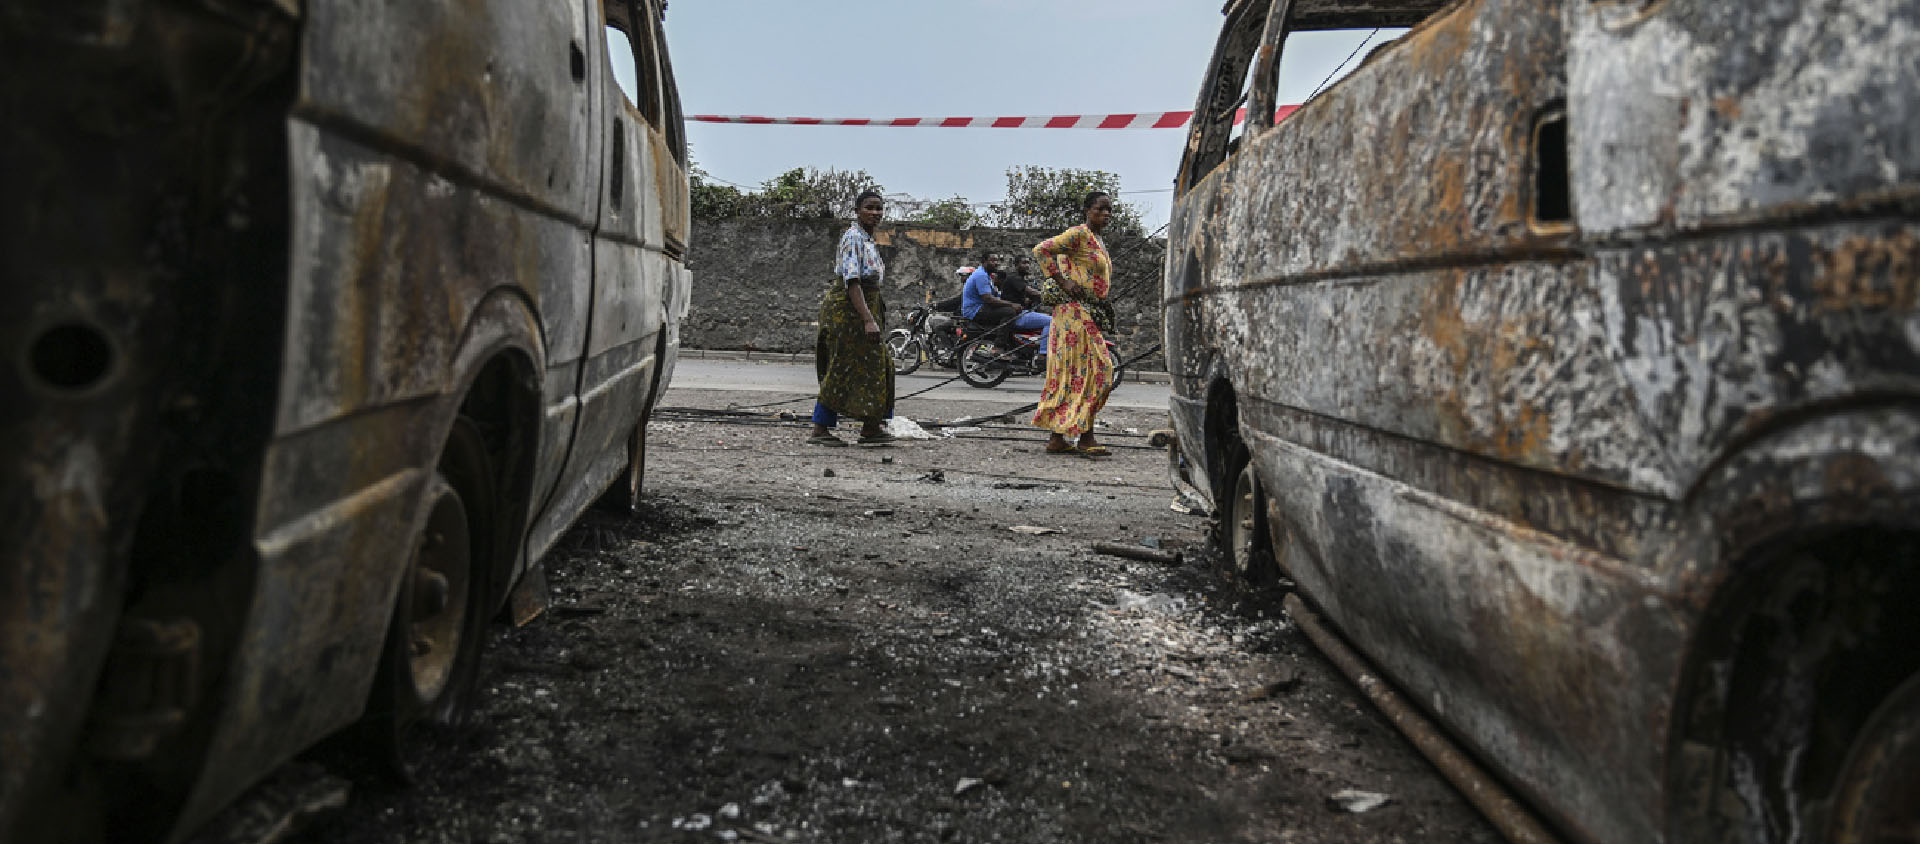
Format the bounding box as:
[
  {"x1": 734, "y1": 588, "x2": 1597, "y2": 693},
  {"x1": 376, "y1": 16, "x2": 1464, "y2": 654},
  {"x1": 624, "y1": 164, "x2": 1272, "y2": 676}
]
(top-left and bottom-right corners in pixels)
[{"x1": 289, "y1": 391, "x2": 1496, "y2": 844}]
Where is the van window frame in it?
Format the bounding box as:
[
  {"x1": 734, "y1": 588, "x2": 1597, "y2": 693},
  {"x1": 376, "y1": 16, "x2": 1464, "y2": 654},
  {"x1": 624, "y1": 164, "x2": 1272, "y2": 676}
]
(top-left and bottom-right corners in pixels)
[
  {"x1": 1176, "y1": 0, "x2": 1452, "y2": 196},
  {"x1": 603, "y1": 0, "x2": 664, "y2": 128}
]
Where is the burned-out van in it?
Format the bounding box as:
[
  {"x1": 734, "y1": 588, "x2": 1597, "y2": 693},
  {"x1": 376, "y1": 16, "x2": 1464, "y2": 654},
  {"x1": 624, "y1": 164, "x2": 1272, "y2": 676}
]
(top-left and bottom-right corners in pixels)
[
  {"x1": 2, "y1": 1, "x2": 690, "y2": 840},
  {"x1": 1165, "y1": 0, "x2": 1918, "y2": 841}
]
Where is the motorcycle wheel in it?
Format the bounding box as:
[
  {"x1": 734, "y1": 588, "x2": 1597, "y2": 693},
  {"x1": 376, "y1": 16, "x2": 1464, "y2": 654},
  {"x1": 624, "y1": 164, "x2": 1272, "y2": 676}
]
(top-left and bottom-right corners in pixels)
[
  {"x1": 958, "y1": 338, "x2": 1011, "y2": 389},
  {"x1": 886, "y1": 329, "x2": 922, "y2": 375}
]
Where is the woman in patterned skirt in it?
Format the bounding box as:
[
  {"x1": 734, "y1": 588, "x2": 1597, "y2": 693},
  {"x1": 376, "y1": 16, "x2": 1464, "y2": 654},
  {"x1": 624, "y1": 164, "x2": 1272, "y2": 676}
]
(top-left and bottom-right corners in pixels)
[
  {"x1": 808, "y1": 190, "x2": 896, "y2": 446},
  {"x1": 1030, "y1": 192, "x2": 1117, "y2": 457}
]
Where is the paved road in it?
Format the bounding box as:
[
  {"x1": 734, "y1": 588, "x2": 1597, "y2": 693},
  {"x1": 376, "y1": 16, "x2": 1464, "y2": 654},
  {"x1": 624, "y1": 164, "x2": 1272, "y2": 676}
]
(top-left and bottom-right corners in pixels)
[{"x1": 667, "y1": 357, "x2": 1173, "y2": 411}]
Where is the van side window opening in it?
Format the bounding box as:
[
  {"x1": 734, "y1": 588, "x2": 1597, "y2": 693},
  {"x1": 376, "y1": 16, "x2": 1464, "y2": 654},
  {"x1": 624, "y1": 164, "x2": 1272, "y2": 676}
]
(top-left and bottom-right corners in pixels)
[
  {"x1": 601, "y1": 1, "x2": 664, "y2": 127},
  {"x1": 605, "y1": 25, "x2": 641, "y2": 108},
  {"x1": 1274, "y1": 28, "x2": 1408, "y2": 105}
]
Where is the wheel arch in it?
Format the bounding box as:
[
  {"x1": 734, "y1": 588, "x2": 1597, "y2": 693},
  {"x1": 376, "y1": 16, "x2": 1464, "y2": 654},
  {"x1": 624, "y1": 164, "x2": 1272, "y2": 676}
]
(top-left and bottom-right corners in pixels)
[
  {"x1": 442, "y1": 289, "x2": 546, "y2": 617},
  {"x1": 1201, "y1": 364, "x2": 1243, "y2": 510},
  {"x1": 1664, "y1": 406, "x2": 1920, "y2": 841}
]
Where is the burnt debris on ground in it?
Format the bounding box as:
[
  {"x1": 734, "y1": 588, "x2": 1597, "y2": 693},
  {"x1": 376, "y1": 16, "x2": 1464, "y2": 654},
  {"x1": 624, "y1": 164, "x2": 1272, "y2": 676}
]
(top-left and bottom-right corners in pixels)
[{"x1": 290, "y1": 390, "x2": 1496, "y2": 844}]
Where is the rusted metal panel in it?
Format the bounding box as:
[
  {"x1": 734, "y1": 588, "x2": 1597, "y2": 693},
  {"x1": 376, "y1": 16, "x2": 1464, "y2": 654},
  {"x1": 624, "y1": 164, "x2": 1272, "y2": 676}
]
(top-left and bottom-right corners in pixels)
[
  {"x1": 525, "y1": 13, "x2": 683, "y2": 562},
  {"x1": 294, "y1": 0, "x2": 597, "y2": 226},
  {"x1": 1247, "y1": 425, "x2": 1681, "y2": 844},
  {"x1": 8, "y1": 0, "x2": 692, "y2": 838},
  {"x1": 2, "y1": 2, "x2": 297, "y2": 840},
  {"x1": 1568, "y1": 0, "x2": 1920, "y2": 238},
  {"x1": 178, "y1": 0, "x2": 616, "y2": 833},
  {"x1": 1166, "y1": 0, "x2": 1920, "y2": 840},
  {"x1": 279, "y1": 0, "x2": 597, "y2": 435},
  {"x1": 1593, "y1": 222, "x2": 1920, "y2": 505}
]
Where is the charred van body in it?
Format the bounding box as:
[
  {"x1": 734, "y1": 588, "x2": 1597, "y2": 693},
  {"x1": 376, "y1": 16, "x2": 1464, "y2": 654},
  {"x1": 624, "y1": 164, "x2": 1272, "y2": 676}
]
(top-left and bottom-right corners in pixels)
[
  {"x1": 1, "y1": 1, "x2": 691, "y2": 840},
  {"x1": 1166, "y1": 1, "x2": 1919, "y2": 842}
]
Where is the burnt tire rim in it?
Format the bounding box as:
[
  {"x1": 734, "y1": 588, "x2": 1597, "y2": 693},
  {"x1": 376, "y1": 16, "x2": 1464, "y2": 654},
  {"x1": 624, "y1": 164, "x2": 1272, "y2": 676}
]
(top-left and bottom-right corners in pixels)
[
  {"x1": 406, "y1": 479, "x2": 473, "y2": 706},
  {"x1": 1231, "y1": 462, "x2": 1260, "y2": 579},
  {"x1": 1828, "y1": 672, "x2": 1920, "y2": 844}
]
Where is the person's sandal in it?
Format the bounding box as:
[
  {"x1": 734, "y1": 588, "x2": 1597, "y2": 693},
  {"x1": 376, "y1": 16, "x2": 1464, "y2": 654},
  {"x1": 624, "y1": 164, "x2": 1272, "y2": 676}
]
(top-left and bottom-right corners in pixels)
[
  {"x1": 1045, "y1": 441, "x2": 1077, "y2": 454},
  {"x1": 807, "y1": 434, "x2": 849, "y2": 447},
  {"x1": 1077, "y1": 444, "x2": 1111, "y2": 457},
  {"x1": 857, "y1": 431, "x2": 897, "y2": 445}
]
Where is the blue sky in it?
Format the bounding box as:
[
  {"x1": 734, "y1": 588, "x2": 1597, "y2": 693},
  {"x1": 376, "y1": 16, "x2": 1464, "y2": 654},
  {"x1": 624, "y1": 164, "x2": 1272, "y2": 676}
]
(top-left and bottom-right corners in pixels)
[{"x1": 629, "y1": 2, "x2": 1397, "y2": 228}]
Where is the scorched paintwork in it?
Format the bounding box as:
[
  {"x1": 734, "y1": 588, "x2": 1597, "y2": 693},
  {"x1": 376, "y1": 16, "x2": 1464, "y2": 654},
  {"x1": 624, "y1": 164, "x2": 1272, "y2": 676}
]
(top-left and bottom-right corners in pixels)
[
  {"x1": 1166, "y1": 0, "x2": 1920, "y2": 842},
  {"x1": 1, "y1": 1, "x2": 691, "y2": 841}
]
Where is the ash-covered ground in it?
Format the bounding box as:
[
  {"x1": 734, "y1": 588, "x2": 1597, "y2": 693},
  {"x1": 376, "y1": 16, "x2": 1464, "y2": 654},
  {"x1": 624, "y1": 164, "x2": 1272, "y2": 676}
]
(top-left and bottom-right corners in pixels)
[{"x1": 292, "y1": 387, "x2": 1497, "y2": 843}]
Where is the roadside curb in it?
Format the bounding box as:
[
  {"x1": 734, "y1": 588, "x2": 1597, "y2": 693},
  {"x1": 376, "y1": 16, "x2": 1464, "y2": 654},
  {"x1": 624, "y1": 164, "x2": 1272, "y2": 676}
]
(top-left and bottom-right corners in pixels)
[{"x1": 680, "y1": 348, "x2": 1172, "y2": 384}]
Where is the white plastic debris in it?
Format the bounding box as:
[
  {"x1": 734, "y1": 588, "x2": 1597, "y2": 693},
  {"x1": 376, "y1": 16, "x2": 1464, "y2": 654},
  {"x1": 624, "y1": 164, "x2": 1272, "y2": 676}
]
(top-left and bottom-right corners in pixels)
[
  {"x1": 942, "y1": 426, "x2": 983, "y2": 434},
  {"x1": 1009, "y1": 525, "x2": 1061, "y2": 536},
  {"x1": 678, "y1": 813, "x2": 713, "y2": 830},
  {"x1": 718, "y1": 803, "x2": 741, "y2": 820},
  {"x1": 1328, "y1": 789, "x2": 1391, "y2": 813},
  {"x1": 885, "y1": 416, "x2": 938, "y2": 439},
  {"x1": 954, "y1": 777, "x2": 984, "y2": 795}
]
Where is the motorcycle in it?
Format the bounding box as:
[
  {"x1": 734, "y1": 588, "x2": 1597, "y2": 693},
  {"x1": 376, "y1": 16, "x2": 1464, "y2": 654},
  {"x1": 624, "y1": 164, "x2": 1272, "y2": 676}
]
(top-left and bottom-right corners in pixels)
[
  {"x1": 956, "y1": 323, "x2": 1118, "y2": 389},
  {"x1": 886, "y1": 296, "x2": 966, "y2": 375}
]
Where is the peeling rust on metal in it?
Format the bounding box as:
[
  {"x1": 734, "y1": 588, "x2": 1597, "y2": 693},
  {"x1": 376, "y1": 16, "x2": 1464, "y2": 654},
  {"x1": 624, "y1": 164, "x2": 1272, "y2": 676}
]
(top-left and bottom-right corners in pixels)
[
  {"x1": 1167, "y1": 0, "x2": 1920, "y2": 841},
  {"x1": 3, "y1": 1, "x2": 690, "y2": 841}
]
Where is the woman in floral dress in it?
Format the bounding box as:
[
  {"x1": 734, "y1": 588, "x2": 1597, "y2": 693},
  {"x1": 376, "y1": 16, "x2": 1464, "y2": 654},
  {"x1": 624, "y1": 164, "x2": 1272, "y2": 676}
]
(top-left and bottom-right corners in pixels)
[
  {"x1": 1030, "y1": 192, "x2": 1117, "y2": 457},
  {"x1": 808, "y1": 190, "x2": 894, "y2": 446}
]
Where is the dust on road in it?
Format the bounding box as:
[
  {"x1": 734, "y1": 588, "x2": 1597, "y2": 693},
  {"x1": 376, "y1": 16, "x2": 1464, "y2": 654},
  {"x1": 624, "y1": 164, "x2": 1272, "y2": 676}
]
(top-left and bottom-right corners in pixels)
[{"x1": 293, "y1": 389, "x2": 1496, "y2": 844}]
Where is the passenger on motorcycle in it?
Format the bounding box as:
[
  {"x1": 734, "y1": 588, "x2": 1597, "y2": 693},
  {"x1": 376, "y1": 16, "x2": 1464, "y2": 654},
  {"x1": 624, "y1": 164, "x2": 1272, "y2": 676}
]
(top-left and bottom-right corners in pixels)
[
  {"x1": 1003, "y1": 256, "x2": 1043, "y2": 309},
  {"x1": 961, "y1": 252, "x2": 1050, "y2": 351}
]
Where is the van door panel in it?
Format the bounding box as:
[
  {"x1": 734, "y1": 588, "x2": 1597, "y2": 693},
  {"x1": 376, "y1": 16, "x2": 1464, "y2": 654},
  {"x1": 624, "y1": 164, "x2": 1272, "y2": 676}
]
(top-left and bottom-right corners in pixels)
[
  {"x1": 1249, "y1": 427, "x2": 1678, "y2": 844},
  {"x1": 528, "y1": 9, "x2": 680, "y2": 559},
  {"x1": 293, "y1": 0, "x2": 600, "y2": 555},
  {"x1": 1179, "y1": 1, "x2": 1682, "y2": 840},
  {"x1": 297, "y1": 0, "x2": 596, "y2": 224}
]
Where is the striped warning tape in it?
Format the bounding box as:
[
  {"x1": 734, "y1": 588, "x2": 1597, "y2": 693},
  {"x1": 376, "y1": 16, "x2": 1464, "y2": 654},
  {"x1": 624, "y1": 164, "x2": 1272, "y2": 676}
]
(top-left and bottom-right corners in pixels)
[{"x1": 690, "y1": 105, "x2": 1299, "y2": 129}]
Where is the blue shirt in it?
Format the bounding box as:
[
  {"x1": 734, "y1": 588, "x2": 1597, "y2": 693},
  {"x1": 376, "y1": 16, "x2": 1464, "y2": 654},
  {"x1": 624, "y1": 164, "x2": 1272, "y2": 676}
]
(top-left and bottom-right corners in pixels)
[
  {"x1": 960, "y1": 267, "x2": 999, "y2": 319},
  {"x1": 834, "y1": 224, "x2": 884, "y2": 285}
]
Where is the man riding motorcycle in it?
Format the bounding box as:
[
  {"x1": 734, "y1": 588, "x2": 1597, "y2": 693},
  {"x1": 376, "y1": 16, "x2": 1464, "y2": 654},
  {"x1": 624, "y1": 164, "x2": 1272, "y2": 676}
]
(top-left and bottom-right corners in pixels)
[{"x1": 960, "y1": 252, "x2": 1049, "y2": 353}]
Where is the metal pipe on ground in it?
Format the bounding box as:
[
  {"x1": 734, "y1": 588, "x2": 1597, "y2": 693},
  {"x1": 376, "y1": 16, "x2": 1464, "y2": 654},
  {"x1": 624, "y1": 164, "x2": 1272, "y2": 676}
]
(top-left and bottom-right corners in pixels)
[
  {"x1": 1282, "y1": 593, "x2": 1561, "y2": 844},
  {"x1": 1090, "y1": 541, "x2": 1182, "y2": 565}
]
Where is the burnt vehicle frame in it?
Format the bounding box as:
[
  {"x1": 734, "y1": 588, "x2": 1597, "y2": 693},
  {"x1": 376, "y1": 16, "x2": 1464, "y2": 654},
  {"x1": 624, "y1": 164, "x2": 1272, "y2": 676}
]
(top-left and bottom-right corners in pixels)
[
  {"x1": 1, "y1": 0, "x2": 692, "y2": 840},
  {"x1": 1165, "y1": 0, "x2": 1920, "y2": 842}
]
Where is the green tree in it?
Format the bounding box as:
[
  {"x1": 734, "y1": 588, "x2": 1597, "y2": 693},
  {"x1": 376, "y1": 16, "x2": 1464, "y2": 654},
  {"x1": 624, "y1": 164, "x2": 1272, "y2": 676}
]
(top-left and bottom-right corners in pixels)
[
  {"x1": 910, "y1": 196, "x2": 979, "y2": 229},
  {"x1": 992, "y1": 166, "x2": 1145, "y2": 236},
  {"x1": 689, "y1": 166, "x2": 748, "y2": 221},
  {"x1": 753, "y1": 167, "x2": 882, "y2": 219},
  {"x1": 690, "y1": 166, "x2": 884, "y2": 221}
]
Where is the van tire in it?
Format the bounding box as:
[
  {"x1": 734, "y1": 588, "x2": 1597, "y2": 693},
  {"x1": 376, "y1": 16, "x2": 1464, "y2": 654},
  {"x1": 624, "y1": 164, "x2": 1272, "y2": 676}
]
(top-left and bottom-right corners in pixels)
[
  {"x1": 1213, "y1": 439, "x2": 1279, "y2": 586},
  {"x1": 366, "y1": 417, "x2": 495, "y2": 781}
]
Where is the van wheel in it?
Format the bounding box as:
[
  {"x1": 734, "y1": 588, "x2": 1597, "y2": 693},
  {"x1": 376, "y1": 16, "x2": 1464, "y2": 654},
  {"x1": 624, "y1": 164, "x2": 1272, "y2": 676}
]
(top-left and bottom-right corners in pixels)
[
  {"x1": 1226, "y1": 455, "x2": 1279, "y2": 585},
  {"x1": 1213, "y1": 439, "x2": 1277, "y2": 585},
  {"x1": 1826, "y1": 671, "x2": 1920, "y2": 843},
  {"x1": 370, "y1": 417, "x2": 494, "y2": 779}
]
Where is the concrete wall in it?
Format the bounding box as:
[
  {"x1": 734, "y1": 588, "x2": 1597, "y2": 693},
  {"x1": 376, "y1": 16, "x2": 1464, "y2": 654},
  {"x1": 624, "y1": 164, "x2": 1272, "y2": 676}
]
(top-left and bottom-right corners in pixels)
[{"x1": 684, "y1": 218, "x2": 1168, "y2": 367}]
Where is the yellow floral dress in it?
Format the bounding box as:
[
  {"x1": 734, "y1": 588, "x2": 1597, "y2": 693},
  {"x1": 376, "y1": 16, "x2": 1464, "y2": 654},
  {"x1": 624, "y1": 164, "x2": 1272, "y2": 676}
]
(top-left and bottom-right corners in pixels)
[{"x1": 1030, "y1": 224, "x2": 1113, "y2": 437}]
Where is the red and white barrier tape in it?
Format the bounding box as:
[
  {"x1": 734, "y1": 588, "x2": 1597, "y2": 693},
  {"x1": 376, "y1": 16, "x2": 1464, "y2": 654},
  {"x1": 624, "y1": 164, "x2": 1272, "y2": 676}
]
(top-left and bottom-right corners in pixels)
[{"x1": 690, "y1": 105, "x2": 1299, "y2": 129}]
